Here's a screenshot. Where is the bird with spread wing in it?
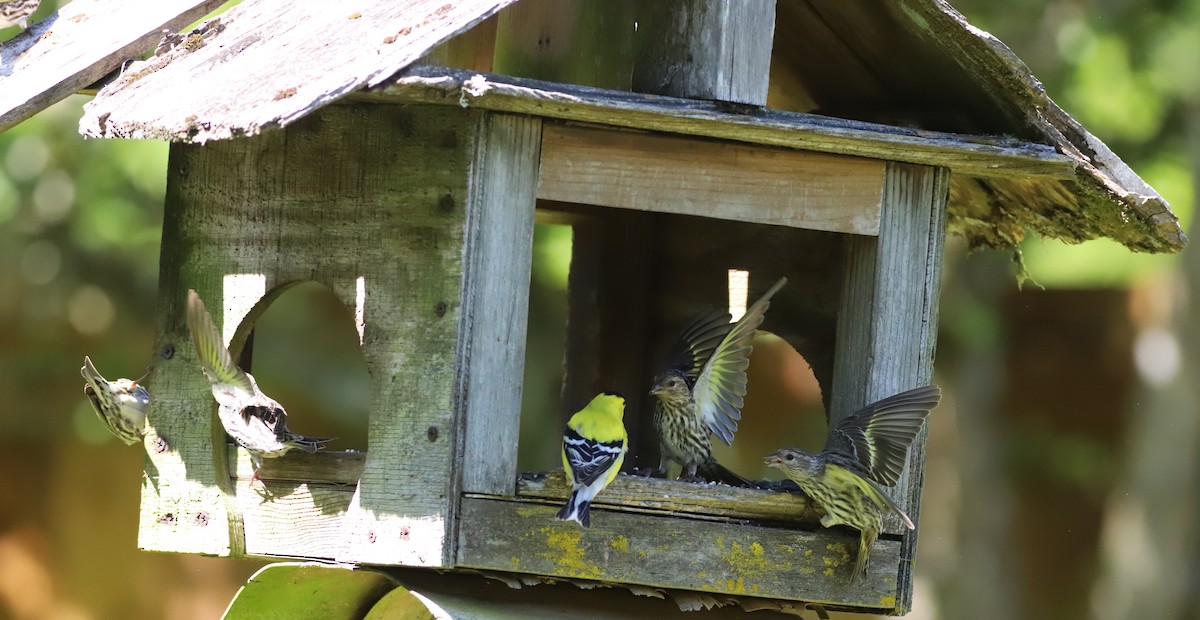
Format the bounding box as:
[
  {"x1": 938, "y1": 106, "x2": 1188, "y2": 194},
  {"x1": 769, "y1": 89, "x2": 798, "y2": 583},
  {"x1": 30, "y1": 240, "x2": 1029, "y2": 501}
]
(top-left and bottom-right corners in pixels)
[
  {"x1": 764, "y1": 385, "x2": 941, "y2": 584},
  {"x1": 649, "y1": 277, "x2": 786, "y2": 485},
  {"x1": 186, "y1": 289, "x2": 332, "y2": 482}
]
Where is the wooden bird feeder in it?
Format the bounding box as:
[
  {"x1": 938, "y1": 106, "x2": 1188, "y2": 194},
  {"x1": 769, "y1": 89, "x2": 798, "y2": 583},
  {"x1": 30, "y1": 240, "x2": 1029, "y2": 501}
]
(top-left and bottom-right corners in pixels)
[{"x1": 4, "y1": 0, "x2": 1181, "y2": 615}]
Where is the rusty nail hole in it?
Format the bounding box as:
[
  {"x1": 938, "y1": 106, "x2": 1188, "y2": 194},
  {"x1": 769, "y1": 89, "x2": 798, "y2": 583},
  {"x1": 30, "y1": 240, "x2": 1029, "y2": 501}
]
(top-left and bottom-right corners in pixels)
[
  {"x1": 367, "y1": 529, "x2": 377, "y2": 544},
  {"x1": 160, "y1": 343, "x2": 175, "y2": 360},
  {"x1": 438, "y1": 194, "x2": 454, "y2": 213},
  {"x1": 427, "y1": 426, "x2": 439, "y2": 442},
  {"x1": 153, "y1": 436, "x2": 168, "y2": 453},
  {"x1": 158, "y1": 513, "x2": 176, "y2": 525},
  {"x1": 434, "y1": 302, "x2": 447, "y2": 317},
  {"x1": 399, "y1": 526, "x2": 411, "y2": 541},
  {"x1": 194, "y1": 512, "x2": 209, "y2": 527}
]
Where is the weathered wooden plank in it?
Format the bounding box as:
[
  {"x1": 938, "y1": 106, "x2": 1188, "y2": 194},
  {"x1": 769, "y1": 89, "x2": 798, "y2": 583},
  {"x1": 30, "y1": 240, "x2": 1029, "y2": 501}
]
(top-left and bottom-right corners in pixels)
[
  {"x1": 492, "y1": 0, "x2": 636, "y2": 91},
  {"x1": 0, "y1": 0, "x2": 226, "y2": 131},
  {"x1": 229, "y1": 449, "x2": 365, "y2": 486},
  {"x1": 79, "y1": 0, "x2": 518, "y2": 142},
  {"x1": 457, "y1": 497, "x2": 905, "y2": 609},
  {"x1": 539, "y1": 123, "x2": 885, "y2": 235},
  {"x1": 459, "y1": 114, "x2": 541, "y2": 495},
  {"x1": 516, "y1": 471, "x2": 823, "y2": 524},
  {"x1": 829, "y1": 162, "x2": 948, "y2": 613},
  {"x1": 368, "y1": 66, "x2": 1077, "y2": 181},
  {"x1": 419, "y1": 14, "x2": 498, "y2": 72},
  {"x1": 632, "y1": 1, "x2": 775, "y2": 106},
  {"x1": 239, "y1": 482, "x2": 357, "y2": 560},
  {"x1": 142, "y1": 103, "x2": 481, "y2": 567}
]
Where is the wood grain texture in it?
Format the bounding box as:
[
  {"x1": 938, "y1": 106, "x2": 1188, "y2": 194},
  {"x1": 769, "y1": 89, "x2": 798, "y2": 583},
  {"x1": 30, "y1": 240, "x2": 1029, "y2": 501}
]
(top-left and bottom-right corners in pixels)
[
  {"x1": 829, "y1": 162, "x2": 948, "y2": 613},
  {"x1": 0, "y1": 0, "x2": 225, "y2": 131},
  {"x1": 142, "y1": 104, "x2": 486, "y2": 567},
  {"x1": 632, "y1": 0, "x2": 775, "y2": 105},
  {"x1": 457, "y1": 497, "x2": 905, "y2": 609},
  {"x1": 539, "y1": 123, "x2": 885, "y2": 235},
  {"x1": 516, "y1": 471, "x2": 823, "y2": 524},
  {"x1": 370, "y1": 66, "x2": 1077, "y2": 181},
  {"x1": 492, "y1": 0, "x2": 636, "y2": 91},
  {"x1": 79, "y1": 0, "x2": 518, "y2": 142},
  {"x1": 459, "y1": 114, "x2": 541, "y2": 495}
]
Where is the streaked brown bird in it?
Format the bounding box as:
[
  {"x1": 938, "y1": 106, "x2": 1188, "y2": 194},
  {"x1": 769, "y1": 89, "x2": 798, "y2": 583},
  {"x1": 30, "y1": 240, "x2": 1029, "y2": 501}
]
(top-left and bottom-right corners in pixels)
[
  {"x1": 186, "y1": 289, "x2": 332, "y2": 482},
  {"x1": 764, "y1": 385, "x2": 941, "y2": 584},
  {"x1": 80, "y1": 356, "x2": 150, "y2": 445},
  {"x1": 650, "y1": 277, "x2": 786, "y2": 485},
  {"x1": 0, "y1": 0, "x2": 40, "y2": 31}
]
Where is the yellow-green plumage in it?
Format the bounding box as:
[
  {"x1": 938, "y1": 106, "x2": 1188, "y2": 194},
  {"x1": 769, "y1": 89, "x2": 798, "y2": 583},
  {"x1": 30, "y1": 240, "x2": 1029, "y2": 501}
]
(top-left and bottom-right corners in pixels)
[
  {"x1": 764, "y1": 385, "x2": 939, "y2": 584},
  {"x1": 558, "y1": 393, "x2": 627, "y2": 527}
]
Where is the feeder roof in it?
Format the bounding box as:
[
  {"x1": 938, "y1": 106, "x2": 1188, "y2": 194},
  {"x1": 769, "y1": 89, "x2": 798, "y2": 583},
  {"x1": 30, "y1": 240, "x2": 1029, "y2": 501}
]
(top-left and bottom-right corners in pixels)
[{"x1": 0, "y1": 0, "x2": 1183, "y2": 253}]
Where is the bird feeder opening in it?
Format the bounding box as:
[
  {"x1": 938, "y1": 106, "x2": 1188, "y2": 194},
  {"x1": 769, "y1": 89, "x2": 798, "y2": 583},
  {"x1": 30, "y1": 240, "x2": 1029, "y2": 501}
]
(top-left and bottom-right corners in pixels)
[{"x1": 199, "y1": 279, "x2": 370, "y2": 492}]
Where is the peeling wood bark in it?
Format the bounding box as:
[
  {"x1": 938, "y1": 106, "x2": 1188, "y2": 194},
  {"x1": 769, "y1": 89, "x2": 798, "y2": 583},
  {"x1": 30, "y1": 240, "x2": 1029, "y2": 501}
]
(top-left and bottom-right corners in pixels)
[
  {"x1": 0, "y1": 0, "x2": 226, "y2": 131},
  {"x1": 78, "y1": 0, "x2": 519, "y2": 142}
]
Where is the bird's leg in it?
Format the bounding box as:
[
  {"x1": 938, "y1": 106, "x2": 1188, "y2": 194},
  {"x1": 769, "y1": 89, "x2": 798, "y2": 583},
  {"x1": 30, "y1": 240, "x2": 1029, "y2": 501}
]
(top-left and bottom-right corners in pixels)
[{"x1": 678, "y1": 463, "x2": 704, "y2": 483}]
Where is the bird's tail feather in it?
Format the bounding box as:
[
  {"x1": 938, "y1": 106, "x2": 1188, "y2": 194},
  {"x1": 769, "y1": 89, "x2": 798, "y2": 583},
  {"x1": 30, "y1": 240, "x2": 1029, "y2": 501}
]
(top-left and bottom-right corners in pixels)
[
  {"x1": 852, "y1": 530, "x2": 875, "y2": 585},
  {"x1": 698, "y1": 459, "x2": 754, "y2": 488},
  {"x1": 556, "y1": 490, "x2": 592, "y2": 527}
]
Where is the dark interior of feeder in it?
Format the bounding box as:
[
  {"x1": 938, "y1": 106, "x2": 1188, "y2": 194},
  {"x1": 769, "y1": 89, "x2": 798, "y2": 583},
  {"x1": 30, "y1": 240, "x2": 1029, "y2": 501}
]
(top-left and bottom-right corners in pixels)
[
  {"x1": 517, "y1": 200, "x2": 847, "y2": 483},
  {"x1": 229, "y1": 281, "x2": 371, "y2": 452}
]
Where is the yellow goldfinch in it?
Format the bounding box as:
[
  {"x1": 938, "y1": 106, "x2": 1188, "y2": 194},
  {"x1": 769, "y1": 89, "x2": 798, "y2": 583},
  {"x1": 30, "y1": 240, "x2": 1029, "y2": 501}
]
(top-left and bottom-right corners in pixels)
[{"x1": 558, "y1": 393, "x2": 628, "y2": 527}]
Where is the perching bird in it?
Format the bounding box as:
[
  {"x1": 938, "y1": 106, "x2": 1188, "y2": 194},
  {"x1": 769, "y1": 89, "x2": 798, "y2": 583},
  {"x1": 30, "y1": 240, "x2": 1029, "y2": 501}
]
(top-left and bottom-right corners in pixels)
[
  {"x1": 558, "y1": 393, "x2": 628, "y2": 527},
  {"x1": 650, "y1": 277, "x2": 786, "y2": 485},
  {"x1": 186, "y1": 289, "x2": 332, "y2": 481},
  {"x1": 763, "y1": 385, "x2": 941, "y2": 584},
  {"x1": 80, "y1": 356, "x2": 150, "y2": 445},
  {"x1": 0, "y1": 0, "x2": 40, "y2": 30}
]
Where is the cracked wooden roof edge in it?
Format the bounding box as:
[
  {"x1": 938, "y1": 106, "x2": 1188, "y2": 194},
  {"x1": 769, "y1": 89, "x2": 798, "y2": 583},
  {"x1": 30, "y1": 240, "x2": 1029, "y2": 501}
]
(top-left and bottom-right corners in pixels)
[
  {"x1": 899, "y1": 0, "x2": 1185, "y2": 252},
  {"x1": 76, "y1": 0, "x2": 519, "y2": 144},
  {"x1": 2, "y1": 0, "x2": 1179, "y2": 252}
]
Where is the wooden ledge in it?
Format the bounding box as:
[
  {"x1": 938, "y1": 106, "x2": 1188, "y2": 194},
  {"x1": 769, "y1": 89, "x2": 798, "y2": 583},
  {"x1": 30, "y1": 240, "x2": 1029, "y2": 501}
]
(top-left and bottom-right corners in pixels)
[{"x1": 364, "y1": 65, "x2": 1077, "y2": 181}]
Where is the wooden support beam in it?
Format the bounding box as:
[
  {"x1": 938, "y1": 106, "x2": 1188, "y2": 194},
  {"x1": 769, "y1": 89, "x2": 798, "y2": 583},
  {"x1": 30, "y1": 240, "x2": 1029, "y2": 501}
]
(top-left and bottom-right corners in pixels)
[
  {"x1": 457, "y1": 497, "x2": 905, "y2": 609},
  {"x1": 371, "y1": 66, "x2": 1078, "y2": 181},
  {"x1": 459, "y1": 114, "x2": 541, "y2": 496},
  {"x1": 829, "y1": 162, "x2": 948, "y2": 613},
  {"x1": 539, "y1": 123, "x2": 886, "y2": 235},
  {"x1": 632, "y1": 0, "x2": 776, "y2": 106}
]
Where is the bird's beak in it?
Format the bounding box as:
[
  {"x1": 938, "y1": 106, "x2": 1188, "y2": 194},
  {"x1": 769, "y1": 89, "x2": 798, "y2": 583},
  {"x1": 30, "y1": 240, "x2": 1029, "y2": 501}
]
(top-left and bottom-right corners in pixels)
[
  {"x1": 648, "y1": 384, "x2": 662, "y2": 396},
  {"x1": 762, "y1": 454, "x2": 782, "y2": 468}
]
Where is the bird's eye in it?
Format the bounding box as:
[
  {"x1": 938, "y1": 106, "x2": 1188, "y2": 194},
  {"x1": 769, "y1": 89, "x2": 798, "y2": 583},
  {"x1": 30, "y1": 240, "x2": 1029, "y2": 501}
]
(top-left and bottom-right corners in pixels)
[{"x1": 784, "y1": 454, "x2": 795, "y2": 462}]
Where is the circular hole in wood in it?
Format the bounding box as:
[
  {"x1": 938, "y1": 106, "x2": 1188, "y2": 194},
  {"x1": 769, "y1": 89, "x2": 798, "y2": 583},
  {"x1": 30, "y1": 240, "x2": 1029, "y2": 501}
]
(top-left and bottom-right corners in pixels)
[{"x1": 246, "y1": 282, "x2": 370, "y2": 452}]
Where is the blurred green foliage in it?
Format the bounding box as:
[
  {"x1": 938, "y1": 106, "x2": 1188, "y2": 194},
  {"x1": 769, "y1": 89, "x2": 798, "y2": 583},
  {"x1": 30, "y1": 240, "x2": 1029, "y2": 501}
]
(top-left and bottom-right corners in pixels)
[{"x1": 956, "y1": 0, "x2": 1196, "y2": 287}]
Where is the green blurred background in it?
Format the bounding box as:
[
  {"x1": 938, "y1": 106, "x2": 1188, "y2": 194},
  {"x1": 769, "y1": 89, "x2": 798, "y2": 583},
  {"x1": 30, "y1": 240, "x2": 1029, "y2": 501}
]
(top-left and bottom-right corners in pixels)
[{"x1": 2, "y1": 1, "x2": 1199, "y2": 618}]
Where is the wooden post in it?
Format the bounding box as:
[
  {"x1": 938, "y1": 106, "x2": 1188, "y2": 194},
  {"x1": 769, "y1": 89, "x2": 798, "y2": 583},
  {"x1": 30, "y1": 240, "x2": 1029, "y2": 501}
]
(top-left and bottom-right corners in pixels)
[
  {"x1": 459, "y1": 114, "x2": 542, "y2": 496},
  {"x1": 632, "y1": 0, "x2": 776, "y2": 106},
  {"x1": 831, "y1": 162, "x2": 949, "y2": 612}
]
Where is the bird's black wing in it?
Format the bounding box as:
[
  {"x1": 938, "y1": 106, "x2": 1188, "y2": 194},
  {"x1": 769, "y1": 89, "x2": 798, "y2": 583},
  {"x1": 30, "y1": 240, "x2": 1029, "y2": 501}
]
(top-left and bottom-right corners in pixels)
[
  {"x1": 660, "y1": 308, "x2": 733, "y2": 385},
  {"x1": 825, "y1": 385, "x2": 941, "y2": 486},
  {"x1": 563, "y1": 427, "x2": 625, "y2": 486}
]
